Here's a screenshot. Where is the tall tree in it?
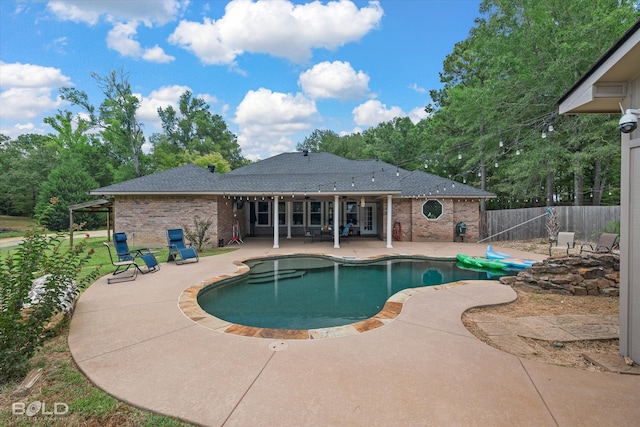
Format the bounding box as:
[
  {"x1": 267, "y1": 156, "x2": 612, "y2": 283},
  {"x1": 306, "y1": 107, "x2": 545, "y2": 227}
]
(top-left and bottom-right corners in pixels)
[
  {"x1": 0, "y1": 134, "x2": 57, "y2": 216},
  {"x1": 425, "y1": 0, "x2": 635, "y2": 207},
  {"x1": 44, "y1": 110, "x2": 114, "y2": 187},
  {"x1": 156, "y1": 90, "x2": 248, "y2": 169},
  {"x1": 34, "y1": 159, "x2": 100, "y2": 231},
  {"x1": 60, "y1": 69, "x2": 146, "y2": 178}
]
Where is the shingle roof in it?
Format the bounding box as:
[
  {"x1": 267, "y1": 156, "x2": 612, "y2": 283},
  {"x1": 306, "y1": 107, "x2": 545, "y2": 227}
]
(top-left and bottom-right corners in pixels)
[
  {"x1": 90, "y1": 152, "x2": 495, "y2": 199},
  {"x1": 90, "y1": 164, "x2": 221, "y2": 194}
]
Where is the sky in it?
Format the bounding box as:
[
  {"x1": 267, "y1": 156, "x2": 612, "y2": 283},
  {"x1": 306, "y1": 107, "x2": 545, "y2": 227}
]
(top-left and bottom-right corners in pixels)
[{"x1": 0, "y1": 0, "x2": 483, "y2": 161}]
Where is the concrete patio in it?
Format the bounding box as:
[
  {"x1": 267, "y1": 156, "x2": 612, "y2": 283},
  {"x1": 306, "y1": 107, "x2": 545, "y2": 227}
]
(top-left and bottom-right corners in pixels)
[{"x1": 68, "y1": 239, "x2": 640, "y2": 426}]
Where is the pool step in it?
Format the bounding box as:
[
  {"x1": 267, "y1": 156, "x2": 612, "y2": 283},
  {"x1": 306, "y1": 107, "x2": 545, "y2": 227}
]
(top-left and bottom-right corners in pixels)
[{"x1": 247, "y1": 270, "x2": 305, "y2": 284}]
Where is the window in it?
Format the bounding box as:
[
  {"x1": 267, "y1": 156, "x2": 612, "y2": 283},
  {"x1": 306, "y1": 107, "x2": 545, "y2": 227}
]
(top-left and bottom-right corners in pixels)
[
  {"x1": 309, "y1": 202, "x2": 322, "y2": 225},
  {"x1": 346, "y1": 202, "x2": 358, "y2": 225},
  {"x1": 292, "y1": 202, "x2": 304, "y2": 225},
  {"x1": 257, "y1": 201, "x2": 270, "y2": 225},
  {"x1": 422, "y1": 200, "x2": 443, "y2": 220},
  {"x1": 278, "y1": 202, "x2": 286, "y2": 225}
]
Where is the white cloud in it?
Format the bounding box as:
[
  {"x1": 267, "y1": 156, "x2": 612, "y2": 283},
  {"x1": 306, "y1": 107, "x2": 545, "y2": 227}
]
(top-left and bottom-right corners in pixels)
[
  {"x1": 48, "y1": 1, "x2": 184, "y2": 63},
  {"x1": 0, "y1": 122, "x2": 46, "y2": 139},
  {"x1": 47, "y1": 0, "x2": 187, "y2": 26},
  {"x1": 169, "y1": 0, "x2": 383, "y2": 65},
  {"x1": 0, "y1": 62, "x2": 71, "y2": 121},
  {"x1": 352, "y1": 100, "x2": 404, "y2": 127},
  {"x1": 408, "y1": 106, "x2": 430, "y2": 124},
  {"x1": 142, "y1": 45, "x2": 175, "y2": 63},
  {"x1": 0, "y1": 61, "x2": 72, "y2": 89},
  {"x1": 106, "y1": 22, "x2": 175, "y2": 63},
  {"x1": 106, "y1": 22, "x2": 141, "y2": 56},
  {"x1": 168, "y1": 18, "x2": 239, "y2": 65},
  {"x1": 47, "y1": 0, "x2": 101, "y2": 25},
  {"x1": 408, "y1": 83, "x2": 426, "y2": 94},
  {"x1": 298, "y1": 61, "x2": 371, "y2": 100},
  {"x1": 234, "y1": 88, "x2": 318, "y2": 158}
]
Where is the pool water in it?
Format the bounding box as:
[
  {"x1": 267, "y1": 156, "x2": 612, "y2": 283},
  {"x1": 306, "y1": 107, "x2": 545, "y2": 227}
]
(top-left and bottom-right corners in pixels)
[{"x1": 198, "y1": 256, "x2": 507, "y2": 330}]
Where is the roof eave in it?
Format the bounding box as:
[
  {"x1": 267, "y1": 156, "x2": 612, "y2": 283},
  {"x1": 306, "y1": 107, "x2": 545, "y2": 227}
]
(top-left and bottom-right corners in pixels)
[{"x1": 558, "y1": 20, "x2": 640, "y2": 114}]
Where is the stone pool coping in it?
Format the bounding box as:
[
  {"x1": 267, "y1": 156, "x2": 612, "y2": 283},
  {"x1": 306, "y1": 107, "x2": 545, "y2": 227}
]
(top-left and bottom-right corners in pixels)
[{"x1": 178, "y1": 253, "x2": 472, "y2": 339}]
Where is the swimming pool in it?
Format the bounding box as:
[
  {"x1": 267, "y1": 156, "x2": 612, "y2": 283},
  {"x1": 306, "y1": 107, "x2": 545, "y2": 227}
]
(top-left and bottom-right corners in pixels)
[{"x1": 197, "y1": 256, "x2": 507, "y2": 330}]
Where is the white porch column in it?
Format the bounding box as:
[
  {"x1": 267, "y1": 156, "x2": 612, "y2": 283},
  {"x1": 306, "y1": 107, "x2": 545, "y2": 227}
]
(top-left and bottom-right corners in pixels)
[
  {"x1": 273, "y1": 199, "x2": 279, "y2": 249},
  {"x1": 333, "y1": 195, "x2": 340, "y2": 248},
  {"x1": 386, "y1": 195, "x2": 393, "y2": 248},
  {"x1": 286, "y1": 201, "x2": 292, "y2": 238}
]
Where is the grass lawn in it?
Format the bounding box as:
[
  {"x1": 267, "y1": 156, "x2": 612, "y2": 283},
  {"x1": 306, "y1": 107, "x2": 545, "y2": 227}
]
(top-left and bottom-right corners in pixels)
[
  {"x1": 0, "y1": 215, "x2": 36, "y2": 238},
  {"x1": 1, "y1": 233, "x2": 235, "y2": 426}
]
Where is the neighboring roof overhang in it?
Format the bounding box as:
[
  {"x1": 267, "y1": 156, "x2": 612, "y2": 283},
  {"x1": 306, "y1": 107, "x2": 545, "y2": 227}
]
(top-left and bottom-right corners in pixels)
[
  {"x1": 68, "y1": 198, "x2": 113, "y2": 212},
  {"x1": 558, "y1": 20, "x2": 640, "y2": 114}
]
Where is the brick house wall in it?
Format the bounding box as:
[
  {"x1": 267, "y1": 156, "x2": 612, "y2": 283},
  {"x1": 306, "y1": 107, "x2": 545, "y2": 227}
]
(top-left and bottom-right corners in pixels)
[
  {"x1": 113, "y1": 194, "x2": 482, "y2": 246},
  {"x1": 217, "y1": 199, "x2": 243, "y2": 245},
  {"x1": 452, "y1": 199, "x2": 480, "y2": 241},
  {"x1": 384, "y1": 198, "x2": 412, "y2": 241},
  {"x1": 383, "y1": 197, "x2": 482, "y2": 242},
  {"x1": 114, "y1": 195, "x2": 219, "y2": 247}
]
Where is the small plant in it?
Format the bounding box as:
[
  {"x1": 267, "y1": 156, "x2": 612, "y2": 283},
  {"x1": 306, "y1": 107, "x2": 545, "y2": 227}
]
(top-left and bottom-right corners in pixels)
[
  {"x1": 602, "y1": 220, "x2": 620, "y2": 235},
  {"x1": 545, "y1": 207, "x2": 560, "y2": 242},
  {"x1": 0, "y1": 200, "x2": 100, "y2": 383},
  {"x1": 183, "y1": 216, "x2": 213, "y2": 252}
]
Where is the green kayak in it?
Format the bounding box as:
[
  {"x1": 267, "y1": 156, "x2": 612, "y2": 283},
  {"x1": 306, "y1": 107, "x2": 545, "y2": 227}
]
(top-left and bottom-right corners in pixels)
[{"x1": 456, "y1": 254, "x2": 508, "y2": 271}]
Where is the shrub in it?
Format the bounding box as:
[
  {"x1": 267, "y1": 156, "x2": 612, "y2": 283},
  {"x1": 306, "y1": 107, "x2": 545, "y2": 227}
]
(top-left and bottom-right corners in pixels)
[
  {"x1": 0, "y1": 203, "x2": 99, "y2": 383},
  {"x1": 183, "y1": 216, "x2": 213, "y2": 252},
  {"x1": 603, "y1": 220, "x2": 620, "y2": 235}
]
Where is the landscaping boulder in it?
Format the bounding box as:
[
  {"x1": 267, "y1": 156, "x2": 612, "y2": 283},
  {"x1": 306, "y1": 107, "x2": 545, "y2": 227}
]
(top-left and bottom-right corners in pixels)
[{"x1": 500, "y1": 253, "x2": 619, "y2": 296}]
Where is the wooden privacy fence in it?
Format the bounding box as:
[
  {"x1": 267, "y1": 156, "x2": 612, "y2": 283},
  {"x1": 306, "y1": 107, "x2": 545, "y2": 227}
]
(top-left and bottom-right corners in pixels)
[{"x1": 482, "y1": 206, "x2": 620, "y2": 243}]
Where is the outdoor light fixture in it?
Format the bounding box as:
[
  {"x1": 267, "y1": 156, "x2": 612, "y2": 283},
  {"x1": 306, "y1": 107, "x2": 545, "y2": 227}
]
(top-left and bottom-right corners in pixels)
[
  {"x1": 361, "y1": 196, "x2": 365, "y2": 207},
  {"x1": 619, "y1": 106, "x2": 640, "y2": 133}
]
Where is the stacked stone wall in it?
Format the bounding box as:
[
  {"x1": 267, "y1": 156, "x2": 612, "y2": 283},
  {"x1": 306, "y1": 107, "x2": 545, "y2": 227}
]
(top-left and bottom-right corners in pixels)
[{"x1": 501, "y1": 254, "x2": 620, "y2": 296}]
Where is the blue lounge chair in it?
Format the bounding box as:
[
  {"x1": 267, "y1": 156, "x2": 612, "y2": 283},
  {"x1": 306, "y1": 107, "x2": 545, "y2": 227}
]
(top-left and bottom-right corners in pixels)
[
  {"x1": 112, "y1": 232, "x2": 160, "y2": 274},
  {"x1": 167, "y1": 228, "x2": 199, "y2": 264},
  {"x1": 104, "y1": 243, "x2": 137, "y2": 283}
]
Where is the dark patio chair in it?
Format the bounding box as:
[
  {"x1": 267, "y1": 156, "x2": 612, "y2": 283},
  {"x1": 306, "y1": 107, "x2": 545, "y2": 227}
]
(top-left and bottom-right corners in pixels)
[
  {"x1": 104, "y1": 243, "x2": 138, "y2": 284},
  {"x1": 304, "y1": 228, "x2": 317, "y2": 243},
  {"x1": 112, "y1": 232, "x2": 160, "y2": 274},
  {"x1": 167, "y1": 228, "x2": 199, "y2": 264},
  {"x1": 580, "y1": 233, "x2": 619, "y2": 254}
]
